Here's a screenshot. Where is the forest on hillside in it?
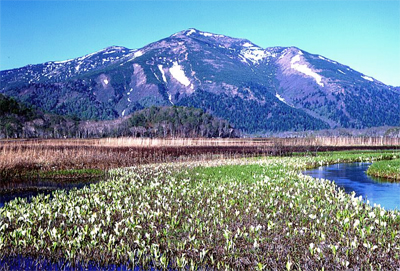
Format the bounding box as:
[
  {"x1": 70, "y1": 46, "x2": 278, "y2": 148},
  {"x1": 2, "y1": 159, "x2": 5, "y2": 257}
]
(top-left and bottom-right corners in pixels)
[{"x1": 0, "y1": 94, "x2": 236, "y2": 139}]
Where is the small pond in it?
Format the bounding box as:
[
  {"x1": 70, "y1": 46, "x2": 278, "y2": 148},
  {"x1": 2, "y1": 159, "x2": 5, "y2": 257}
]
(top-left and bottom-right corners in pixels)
[
  {"x1": 0, "y1": 177, "x2": 101, "y2": 208},
  {"x1": 303, "y1": 162, "x2": 400, "y2": 210}
]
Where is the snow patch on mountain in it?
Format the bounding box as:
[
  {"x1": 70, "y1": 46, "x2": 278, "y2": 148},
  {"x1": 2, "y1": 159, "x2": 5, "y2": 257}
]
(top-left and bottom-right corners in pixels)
[
  {"x1": 361, "y1": 75, "x2": 374, "y2": 82},
  {"x1": 199, "y1": 31, "x2": 224, "y2": 38},
  {"x1": 338, "y1": 69, "x2": 346, "y2": 74},
  {"x1": 318, "y1": 55, "x2": 337, "y2": 64},
  {"x1": 239, "y1": 55, "x2": 248, "y2": 64},
  {"x1": 127, "y1": 50, "x2": 144, "y2": 62},
  {"x1": 133, "y1": 50, "x2": 143, "y2": 58},
  {"x1": 104, "y1": 50, "x2": 117, "y2": 55},
  {"x1": 275, "y1": 93, "x2": 287, "y2": 104},
  {"x1": 200, "y1": 32, "x2": 214, "y2": 37},
  {"x1": 291, "y1": 53, "x2": 324, "y2": 87},
  {"x1": 158, "y1": 65, "x2": 167, "y2": 83},
  {"x1": 169, "y1": 62, "x2": 191, "y2": 86},
  {"x1": 78, "y1": 51, "x2": 99, "y2": 61},
  {"x1": 53, "y1": 59, "x2": 74, "y2": 64},
  {"x1": 168, "y1": 93, "x2": 174, "y2": 105},
  {"x1": 186, "y1": 29, "x2": 196, "y2": 36},
  {"x1": 241, "y1": 47, "x2": 268, "y2": 64},
  {"x1": 153, "y1": 70, "x2": 160, "y2": 82}
]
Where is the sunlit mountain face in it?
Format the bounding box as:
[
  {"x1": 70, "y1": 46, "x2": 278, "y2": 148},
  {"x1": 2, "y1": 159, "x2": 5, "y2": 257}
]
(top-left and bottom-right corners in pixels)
[{"x1": 1, "y1": 28, "x2": 400, "y2": 133}]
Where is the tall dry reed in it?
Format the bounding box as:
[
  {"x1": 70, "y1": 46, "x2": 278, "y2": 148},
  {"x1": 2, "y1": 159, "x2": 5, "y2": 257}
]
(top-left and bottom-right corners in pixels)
[{"x1": 1, "y1": 137, "x2": 399, "y2": 181}]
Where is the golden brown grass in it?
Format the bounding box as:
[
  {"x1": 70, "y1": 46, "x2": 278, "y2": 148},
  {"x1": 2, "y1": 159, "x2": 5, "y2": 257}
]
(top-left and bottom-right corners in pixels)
[
  {"x1": 2, "y1": 136, "x2": 400, "y2": 148},
  {"x1": 96, "y1": 136, "x2": 400, "y2": 147},
  {"x1": 0, "y1": 138, "x2": 271, "y2": 181},
  {"x1": 1, "y1": 137, "x2": 399, "y2": 182}
]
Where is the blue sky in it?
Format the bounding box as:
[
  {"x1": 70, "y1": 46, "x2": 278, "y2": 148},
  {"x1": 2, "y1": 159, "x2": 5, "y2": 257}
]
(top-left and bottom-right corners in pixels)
[{"x1": 1, "y1": 0, "x2": 399, "y2": 86}]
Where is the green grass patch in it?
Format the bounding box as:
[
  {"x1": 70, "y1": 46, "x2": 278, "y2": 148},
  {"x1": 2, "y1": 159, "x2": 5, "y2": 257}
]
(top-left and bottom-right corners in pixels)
[{"x1": 367, "y1": 158, "x2": 400, "y2": 181}]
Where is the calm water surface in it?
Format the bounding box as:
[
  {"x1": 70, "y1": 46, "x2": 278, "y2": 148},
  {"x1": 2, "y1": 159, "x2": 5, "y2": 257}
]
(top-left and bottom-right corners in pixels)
[
  {"x1": 0, "y1": 178, "x2": 101, "y2": 208},
  {"x1": 303, "y1": 162, "x2": 400, "y2": 210}
]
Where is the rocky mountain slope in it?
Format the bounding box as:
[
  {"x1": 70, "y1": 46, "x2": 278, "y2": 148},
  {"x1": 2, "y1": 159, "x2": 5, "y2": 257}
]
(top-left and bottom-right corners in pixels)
[{"x1": 1, "y1": 28, "x2": 399, "y2": 133}]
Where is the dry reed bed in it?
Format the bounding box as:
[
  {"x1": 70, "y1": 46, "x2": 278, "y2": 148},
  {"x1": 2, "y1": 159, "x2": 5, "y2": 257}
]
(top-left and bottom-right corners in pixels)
[
  {"x1": 2, "y1": 136, "x2": 400, "y2": 148},
  {"x1": 1, "y1": 137, "x2": 399, "y2": 182},
  {"x1": 99, "y1": 136, "x2": 400, "y2": 147},
  {"x1": 0, "y1": 144, "x2": 271, "y2": 181}
]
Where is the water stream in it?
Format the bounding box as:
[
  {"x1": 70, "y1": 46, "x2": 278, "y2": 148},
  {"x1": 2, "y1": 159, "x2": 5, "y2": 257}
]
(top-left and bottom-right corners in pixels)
[{"x1": 303, "y1": 162, "x2": 400, "y2": 210}]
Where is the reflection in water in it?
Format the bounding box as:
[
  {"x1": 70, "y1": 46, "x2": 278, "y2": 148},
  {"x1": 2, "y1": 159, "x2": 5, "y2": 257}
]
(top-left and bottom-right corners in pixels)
[
  {"x1": 303, "y1": 162, "x2": 400, "y2": 210},
  {"x1": 0, "y1": 255, "x2": 138, "y2": 271},
  {"x1": 0, "y1": 178, "x2": 101, "y2": 208}
]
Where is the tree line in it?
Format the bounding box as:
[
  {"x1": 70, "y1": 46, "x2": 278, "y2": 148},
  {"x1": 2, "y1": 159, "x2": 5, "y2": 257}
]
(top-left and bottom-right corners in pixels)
[{"x1": 0, "y1": 94, "x2": 237, "y2": 139}]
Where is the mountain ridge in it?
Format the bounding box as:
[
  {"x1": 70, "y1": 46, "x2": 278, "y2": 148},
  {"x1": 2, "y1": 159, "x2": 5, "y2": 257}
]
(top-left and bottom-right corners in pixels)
[{"x1": 1, "y1": 28, "x2": 399, "y2": 133}]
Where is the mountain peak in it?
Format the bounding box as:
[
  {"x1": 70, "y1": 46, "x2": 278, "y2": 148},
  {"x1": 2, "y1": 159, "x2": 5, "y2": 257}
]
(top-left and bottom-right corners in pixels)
[
  {"x1": 103, "y1": 46, "x2": 129, "y2": 51},
  {"x1": 172, "y1": 28, "x2": 226, "y2": 39},
  {"x1": 181, "y1": 28, "x2": 199, "y2": 36}
]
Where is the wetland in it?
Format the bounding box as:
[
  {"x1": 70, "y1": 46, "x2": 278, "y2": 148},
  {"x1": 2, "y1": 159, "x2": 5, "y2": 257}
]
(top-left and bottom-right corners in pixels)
[{"x1": 1, "y1": 148, "x2": 400, "y2": 269}]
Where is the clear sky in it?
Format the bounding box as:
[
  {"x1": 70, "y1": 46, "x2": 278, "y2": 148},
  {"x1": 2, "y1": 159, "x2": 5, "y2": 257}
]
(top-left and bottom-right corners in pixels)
[{"x1": 1, "y1": 0, "x2": 399, "y2": 86}]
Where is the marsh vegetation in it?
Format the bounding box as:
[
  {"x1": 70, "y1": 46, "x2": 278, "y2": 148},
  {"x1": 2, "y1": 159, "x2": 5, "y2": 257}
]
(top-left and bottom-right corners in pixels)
[
  {"x1": 1, "y1": 149, "x2": 400, "y2": 269},
  {"x1": 1, "y1": 137, "x2": 399, "y2": 183},
  {"x1": 367, "y1": 158, "x2": 400, "y2": 180}
]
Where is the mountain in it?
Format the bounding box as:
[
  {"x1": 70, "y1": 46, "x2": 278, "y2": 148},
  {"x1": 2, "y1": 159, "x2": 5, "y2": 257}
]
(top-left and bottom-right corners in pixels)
[
  {"x1": 1, "y1": 28, "x2": 400, "y2": 133},
  {"x1": 393, "y1": 87, "x2": 400, "y2": 94}
]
